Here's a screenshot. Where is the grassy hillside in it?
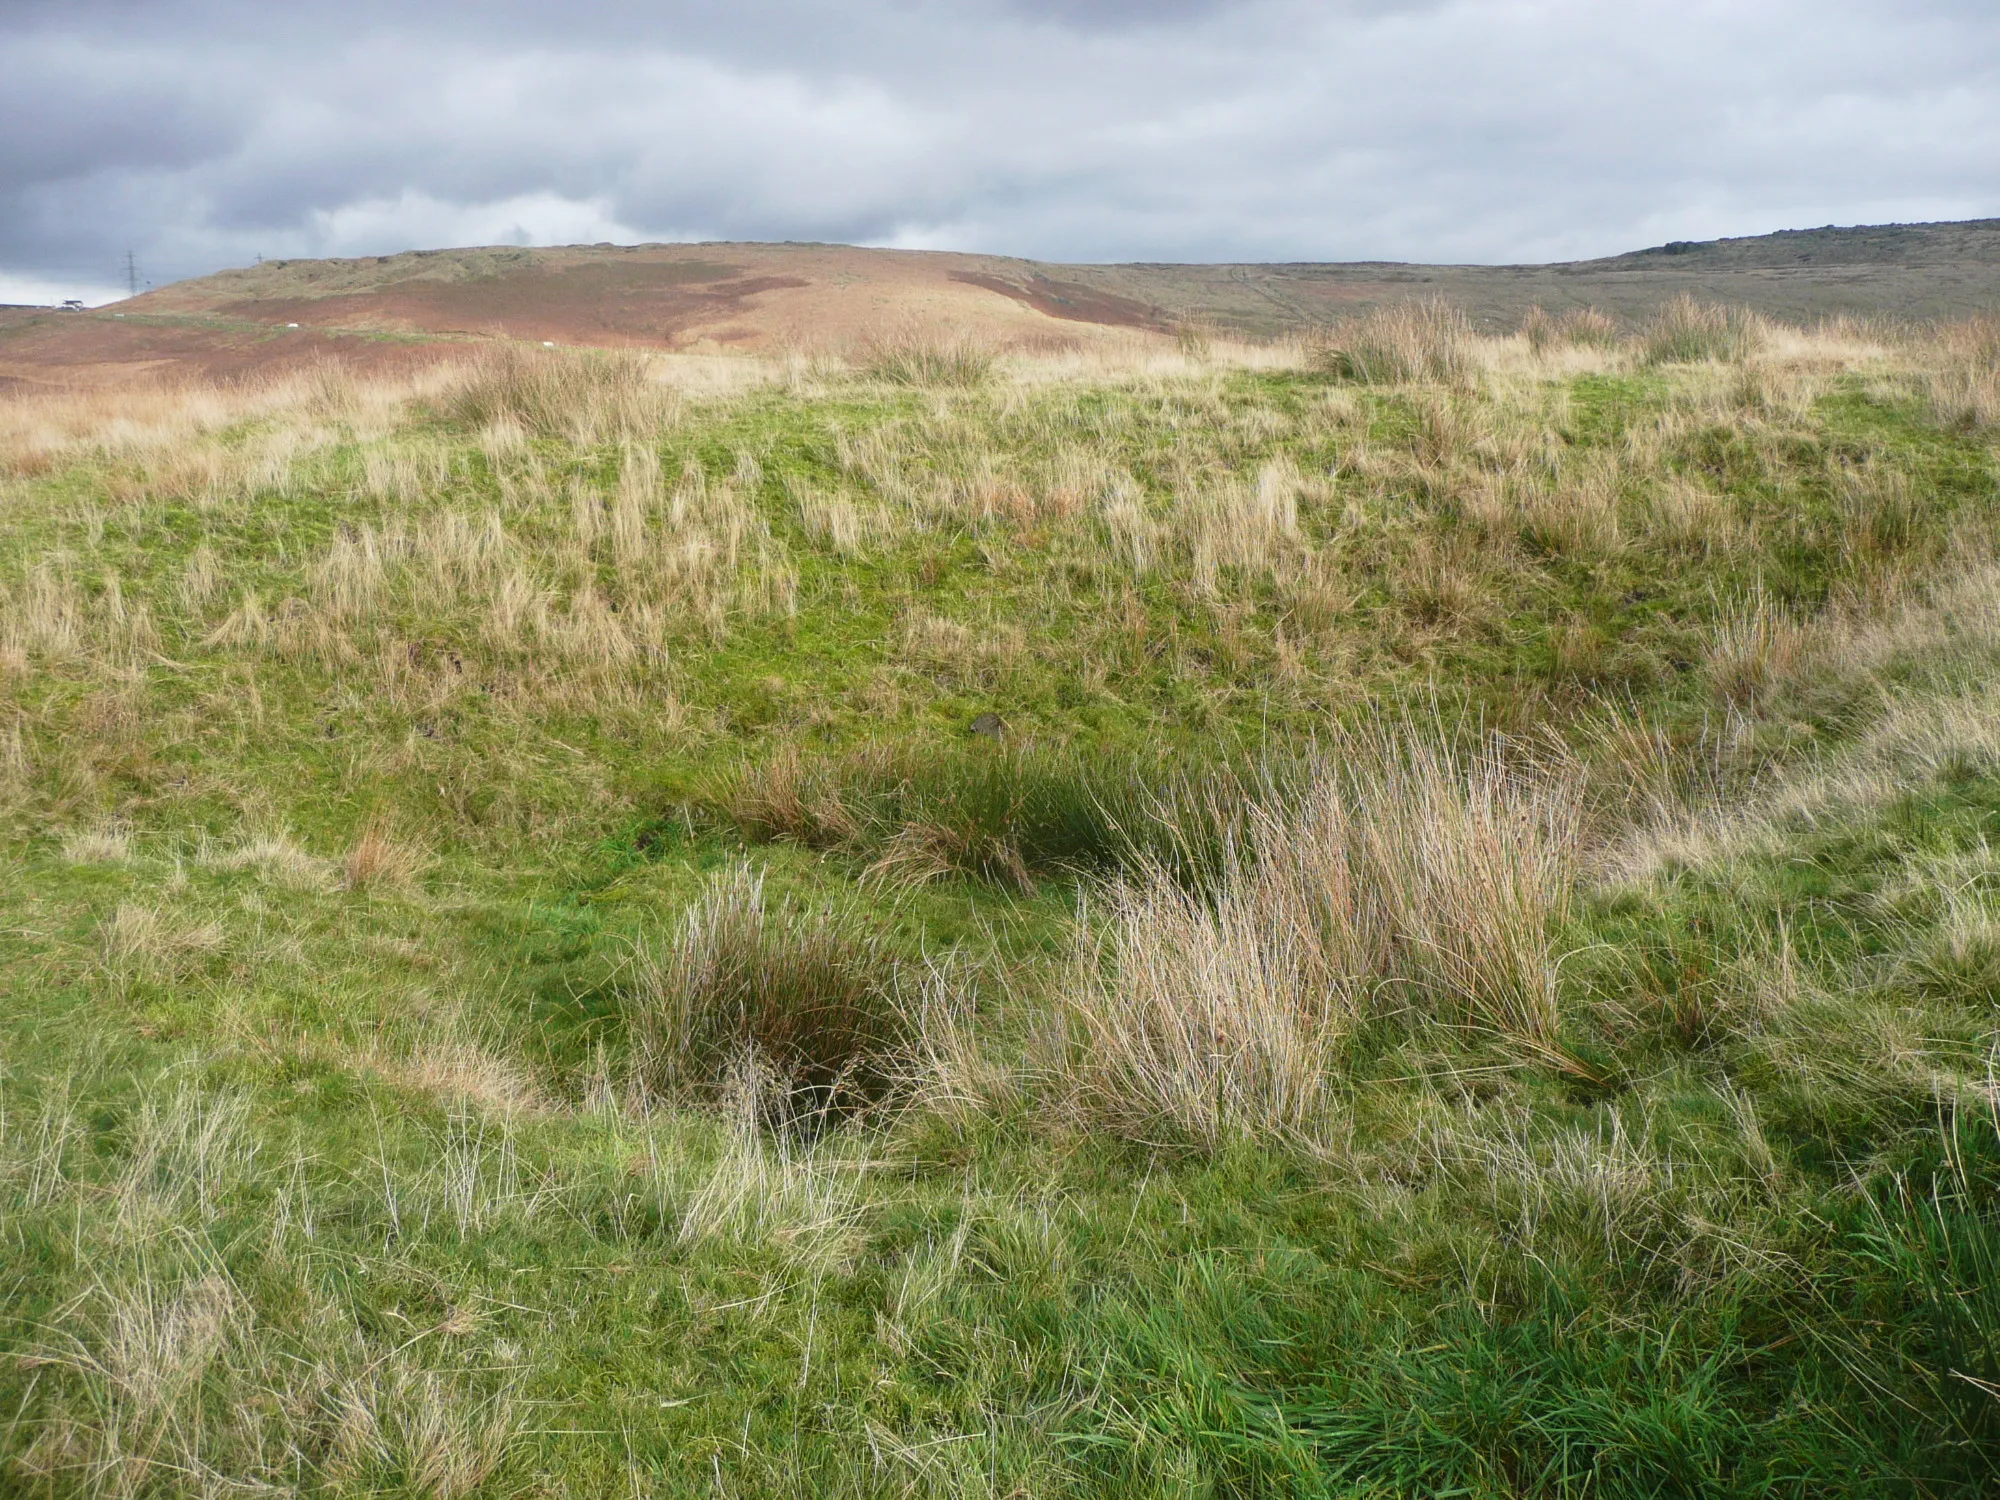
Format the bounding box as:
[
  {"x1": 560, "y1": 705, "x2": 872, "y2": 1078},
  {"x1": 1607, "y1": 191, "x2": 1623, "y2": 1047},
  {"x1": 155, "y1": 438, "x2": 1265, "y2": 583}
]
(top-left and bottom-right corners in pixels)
[{"x1": 4, "y1": 305, "x2": 2000, "y2": 1496}]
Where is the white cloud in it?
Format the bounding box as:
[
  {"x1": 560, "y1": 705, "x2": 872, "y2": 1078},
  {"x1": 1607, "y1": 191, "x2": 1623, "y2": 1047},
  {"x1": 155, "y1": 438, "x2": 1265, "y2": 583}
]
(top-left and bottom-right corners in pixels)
[{"x1": 305, "y1": 191, "x2": 653, "y2": 257}]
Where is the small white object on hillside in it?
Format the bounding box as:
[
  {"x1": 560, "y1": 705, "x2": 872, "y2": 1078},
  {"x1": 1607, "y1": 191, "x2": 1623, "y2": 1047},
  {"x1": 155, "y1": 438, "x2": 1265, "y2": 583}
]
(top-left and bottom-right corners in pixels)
[
  {"x1": 543, "y1": 340, "x2": 555, "y2": 347},
  {"x1": 286, "y1": 322, "x2": 299, "y2": 329}
]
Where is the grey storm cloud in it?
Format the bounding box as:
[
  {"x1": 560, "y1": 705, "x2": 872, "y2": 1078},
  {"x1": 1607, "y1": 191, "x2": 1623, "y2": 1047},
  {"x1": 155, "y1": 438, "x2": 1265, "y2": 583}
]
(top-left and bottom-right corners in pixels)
[{"x1": 2, "y1": 0, "x2": 1997, "y2": 301}]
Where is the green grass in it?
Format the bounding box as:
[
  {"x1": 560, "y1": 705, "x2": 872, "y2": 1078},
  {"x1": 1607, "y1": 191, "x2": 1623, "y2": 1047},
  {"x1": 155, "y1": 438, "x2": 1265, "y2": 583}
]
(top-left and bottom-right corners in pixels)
[{"x1": 4, "y1": 337, "x2": 2000, "y2": 1494}]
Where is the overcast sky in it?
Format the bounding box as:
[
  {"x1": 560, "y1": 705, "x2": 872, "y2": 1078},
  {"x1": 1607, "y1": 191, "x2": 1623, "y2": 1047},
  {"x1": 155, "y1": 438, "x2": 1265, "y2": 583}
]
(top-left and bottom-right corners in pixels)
[{"x1": 3, "y1": 0, "x2": 1996, "y2": 304}]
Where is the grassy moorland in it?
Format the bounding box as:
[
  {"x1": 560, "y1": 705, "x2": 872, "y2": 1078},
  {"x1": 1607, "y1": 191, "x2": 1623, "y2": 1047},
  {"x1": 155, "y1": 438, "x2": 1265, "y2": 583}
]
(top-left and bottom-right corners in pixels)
[{"x1": 4, "y1": 300, "x2": 2000, "y2": 1496}]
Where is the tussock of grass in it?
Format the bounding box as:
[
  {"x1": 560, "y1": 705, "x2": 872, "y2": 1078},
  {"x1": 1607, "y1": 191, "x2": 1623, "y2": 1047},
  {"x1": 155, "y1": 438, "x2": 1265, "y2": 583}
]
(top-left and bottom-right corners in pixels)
[
  {"x1": 343, "y1": 819, "x2": 429, "y2": 892},
  {"x1": 649, "y1": 1072, "x2": 878, "y2": 1267},
  {"x1": 626, "y1": 864, "x2": 908, "y2": 1121},
  {"x1": 719, "y1": 740, "x2": 1237, "y2": 891},
  {"x1": 1641, "y1": 293, "x2": 1766, "y2": 365},
  {"x1": 1315, "y1": 297, "x2": 1475, "y2": 386},
  {"x1": 1522, "y1": 303, "x2": 1620, "y2": 353},
  {"x1": 59, "y1": 822, "x2": 131, "y2": 865},
  {"x1": 1062, "y1": 729, "x2": 1578, "y2": 1147},
  {"x1": 859, "y1": 330, "x2": 994, "y2": 388},
  {"x1": 439, "y1": 344, "x2": 676, "y2": 440},
  {"x1": 1924, "y1": 314, "x2": 2000, "y2": 429}
]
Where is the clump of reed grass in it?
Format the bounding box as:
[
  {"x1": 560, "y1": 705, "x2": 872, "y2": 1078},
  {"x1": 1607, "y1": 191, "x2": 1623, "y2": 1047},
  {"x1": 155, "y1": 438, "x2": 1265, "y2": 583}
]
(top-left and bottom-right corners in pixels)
[
  {"x1": 860, "y1": 331, "x2": 993, "y2": 388},
  {"x1": 99, "y1": 900, "x2": 225, "y2": 964},
  {"x1": 440, "y1": 346, "x2": 673, "y2": 441},
  {"x1": 60, "y1": 823, "x2": 132, "y2": 865},
  {"x1": 343, "y1": 819, "x2": 429, "y2": 892},
  {"x1": 198, "y1": 829, "x2": 334, "y2": 891},
  {"x1": 1174, "y1": 322, "x2": 1216, "y2": 360},
  {"x1": 1522, "y1": 305, "x2": 1619, "y2": 353},
  {"x1": 1641, "y1": 295, "x2": 1764, "y2": 366},
  {"x1": 1923, "y1": 316, "x2": 2000, "y2": 430},
  {"x1": 1184, "y1": 457, "x2": 1308, "y2": 592},
  {"x1": 1315, "y1": 299, "x2": 1475, "y2": 387},
  {"x1": 1642, "y1": 477, "x2": 1745, "y2": 557},
  {"x1": 1062, "y1": 730, "x2": 1579, "y2": 1148},
  {"x1": 718, "y1": 741, "x2": 1235, "y2": 891},
  {"x1": 1834, "y1": 460, "x2": 1921, "y2": 565},
  {"x1": 1705, "y1": 590, "x2": 1809, "y2": 709},
  {"x1": 649, "y1": 1065, "x2": 879, "y2": 1268},
  {"x1": 626, "y1": 864, "x2": 908, "y2": 1122},
  {"x1": 1065, "y1": 827, "x2": 1342, "y2": 1150}
]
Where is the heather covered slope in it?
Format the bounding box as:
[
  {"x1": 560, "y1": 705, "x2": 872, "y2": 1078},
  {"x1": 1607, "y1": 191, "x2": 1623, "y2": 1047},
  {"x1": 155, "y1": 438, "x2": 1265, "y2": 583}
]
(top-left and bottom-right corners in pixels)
[
  {"x1": 8, "y1": 219, "x2": 2000, "y2": 394},
  {"x1": 4, "y1": 310, "x2": 2000, "y2": 1495},
  {"x1": 100, "y1": 242, "x2": 1176, "y2": 355},
  {"x1": 125, "y1": 220, "x2": 2000, "y2": 341}
]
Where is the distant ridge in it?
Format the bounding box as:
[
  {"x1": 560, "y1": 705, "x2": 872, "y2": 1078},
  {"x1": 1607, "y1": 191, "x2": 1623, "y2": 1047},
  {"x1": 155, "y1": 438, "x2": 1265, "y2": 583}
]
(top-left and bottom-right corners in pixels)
[
  {"x1": 132, "y1": 217, "x2": 2000, "y2": 339},
  {"x1": 1606, "y1": 218, "x2": 2000, "y2": 270},
  {"x1": 3, "y1": 218, "x2": 1998, "y2": 387},
  {"x1": 1055, "y1": 218, "x2": 2000, "y2": 333}
]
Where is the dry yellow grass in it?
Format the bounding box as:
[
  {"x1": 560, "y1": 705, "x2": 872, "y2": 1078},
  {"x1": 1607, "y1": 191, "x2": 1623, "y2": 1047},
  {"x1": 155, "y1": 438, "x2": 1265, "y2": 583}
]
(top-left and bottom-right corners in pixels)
[
  {"x1": 1315, "y1": 298, "x2": 1479, "y2": 387},
  {"x1": 1063, "y1": 729, "x2": 1580, "y2": 1148},
  {"x1": 1921, "y1": 316, "x2": 2000, "y2": 429},
  {"x1": 0, "y1": 315, "x2": 1946, "y2": 738},
  {"x1": 343, "y1": 820, "x2": 429, "y2": 892},
  {"x1": 60, "y1": 822, "x2": 132, "y2": 865},
  {"x1": 0, "y1": 315, "x2": 1978, "y2": 880}
]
